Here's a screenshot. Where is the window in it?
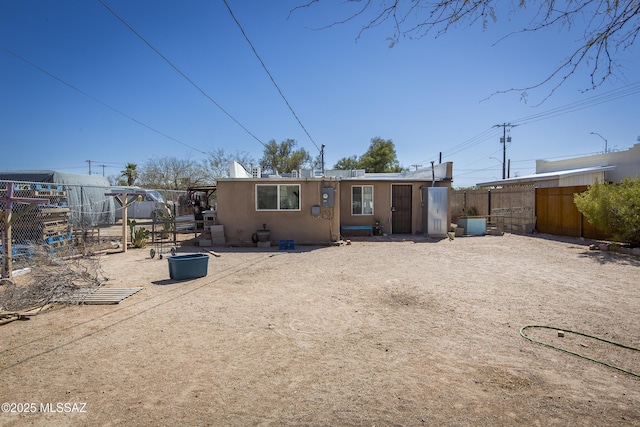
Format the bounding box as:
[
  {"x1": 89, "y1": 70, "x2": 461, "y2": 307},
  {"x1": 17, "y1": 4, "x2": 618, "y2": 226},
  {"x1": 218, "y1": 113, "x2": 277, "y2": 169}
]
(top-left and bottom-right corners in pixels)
[
  {"x1": 352, "y1": 185, "x2": 373, "y2": 215},
  {"x1": 256, "y1": 184, "x2": 300, "y2": 211}
]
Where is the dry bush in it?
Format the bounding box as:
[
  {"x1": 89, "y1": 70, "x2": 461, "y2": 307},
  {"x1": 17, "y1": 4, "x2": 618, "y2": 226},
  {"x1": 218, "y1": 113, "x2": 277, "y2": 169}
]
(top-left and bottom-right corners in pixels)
[{"x1": 0, "y1": 245, "x2": 107, "y2": 312}]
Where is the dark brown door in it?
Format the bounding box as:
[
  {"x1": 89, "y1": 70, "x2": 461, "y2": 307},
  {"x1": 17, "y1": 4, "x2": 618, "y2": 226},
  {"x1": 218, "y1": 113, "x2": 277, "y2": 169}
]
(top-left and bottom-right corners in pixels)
[{"x1": 391, "y1": 184, "x2": 412, "y2": 234}]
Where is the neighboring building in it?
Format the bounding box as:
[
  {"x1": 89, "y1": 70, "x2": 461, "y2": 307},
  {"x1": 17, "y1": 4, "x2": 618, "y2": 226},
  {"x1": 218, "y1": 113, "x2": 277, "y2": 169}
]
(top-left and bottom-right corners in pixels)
[
  {"x1": 536, "y1": 143, "x2": 640, "y2": 183},
  {"x1": 215, "y1": 162, "x2": 453, "y2": 245},
  {"x1": 473, "y1": 144, "x2": 640, "y2": 239},
  {"x1": 477, "y1": 143, "x2": 640, "y2": 188}
]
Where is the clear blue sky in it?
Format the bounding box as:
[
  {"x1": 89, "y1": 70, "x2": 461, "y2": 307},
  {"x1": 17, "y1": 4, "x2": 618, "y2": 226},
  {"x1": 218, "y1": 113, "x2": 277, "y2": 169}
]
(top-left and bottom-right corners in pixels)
[{"x1": 2, "y1": 1, "x2": 639, "y2": 187}]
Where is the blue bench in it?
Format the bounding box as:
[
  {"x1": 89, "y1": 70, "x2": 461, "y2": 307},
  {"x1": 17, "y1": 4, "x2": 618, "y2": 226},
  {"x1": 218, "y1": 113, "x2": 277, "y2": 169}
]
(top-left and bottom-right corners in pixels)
[{"x1": 340, "y1": 225, "x2": 373, "y2": 237}]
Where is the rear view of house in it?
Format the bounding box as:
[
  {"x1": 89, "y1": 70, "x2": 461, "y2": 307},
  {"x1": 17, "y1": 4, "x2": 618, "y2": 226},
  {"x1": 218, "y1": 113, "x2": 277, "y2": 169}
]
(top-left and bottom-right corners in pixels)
[{"x1": 215, "y1": 162, "x2": 453, "y2": 245}]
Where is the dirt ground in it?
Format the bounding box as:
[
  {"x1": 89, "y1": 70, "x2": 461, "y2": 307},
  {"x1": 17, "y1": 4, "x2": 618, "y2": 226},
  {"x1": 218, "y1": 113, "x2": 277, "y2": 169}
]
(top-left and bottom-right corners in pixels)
[{"x1": 1, "y1": 233, "x2": 639, "y2": 426}]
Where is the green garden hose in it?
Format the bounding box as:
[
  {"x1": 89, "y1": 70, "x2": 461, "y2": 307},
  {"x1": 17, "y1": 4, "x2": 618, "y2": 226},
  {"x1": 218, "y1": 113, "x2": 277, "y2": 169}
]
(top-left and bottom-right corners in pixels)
[{"x1": 520, "y1": 325, "x2": 640, "y2": 378}]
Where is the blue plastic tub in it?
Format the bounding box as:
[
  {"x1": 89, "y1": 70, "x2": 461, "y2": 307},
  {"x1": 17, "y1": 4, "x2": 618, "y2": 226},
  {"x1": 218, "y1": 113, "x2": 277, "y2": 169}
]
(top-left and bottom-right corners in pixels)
[
  {"x1": 279, "y1": 240, "x2": 295, "y2": 250},
  {"x1": 167, "y1": 253, "x2": 209, "y2": 280}
]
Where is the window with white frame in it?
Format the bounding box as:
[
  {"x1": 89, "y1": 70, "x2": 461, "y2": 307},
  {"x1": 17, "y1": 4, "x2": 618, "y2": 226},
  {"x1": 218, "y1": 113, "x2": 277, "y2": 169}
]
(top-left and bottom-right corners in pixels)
[
  {"x1": 256, "y1": 184, "x2": 300, "y2": 211},
  {"x1": 352, "y1": 185, "x2": 373, "y2": 215}
]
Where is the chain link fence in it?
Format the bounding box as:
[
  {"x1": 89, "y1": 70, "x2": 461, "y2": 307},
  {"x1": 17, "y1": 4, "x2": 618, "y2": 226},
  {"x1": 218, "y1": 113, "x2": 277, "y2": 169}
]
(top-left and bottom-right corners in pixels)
[{"x1": 1, "y1": 180, "x2": 187, "y2": 276}]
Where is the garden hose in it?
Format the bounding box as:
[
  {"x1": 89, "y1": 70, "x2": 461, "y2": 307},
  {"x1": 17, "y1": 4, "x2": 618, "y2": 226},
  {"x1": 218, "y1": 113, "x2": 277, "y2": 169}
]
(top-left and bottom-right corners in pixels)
[{"x1": 520, "y1": 325, "x2": 640, "y2": 378}]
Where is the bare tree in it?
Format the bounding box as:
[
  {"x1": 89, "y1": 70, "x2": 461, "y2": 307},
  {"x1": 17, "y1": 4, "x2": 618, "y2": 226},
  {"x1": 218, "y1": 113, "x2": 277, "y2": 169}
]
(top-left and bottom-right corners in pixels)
[
  {"x1": 203, "y1": 147, "x2": 256, "y2": 178},
  {"x1": 139, "y1": 157, "x2": 209, "y2": 189},
  {"x1": 292, "y1": 1, "x2": 640, "y2": 101}
]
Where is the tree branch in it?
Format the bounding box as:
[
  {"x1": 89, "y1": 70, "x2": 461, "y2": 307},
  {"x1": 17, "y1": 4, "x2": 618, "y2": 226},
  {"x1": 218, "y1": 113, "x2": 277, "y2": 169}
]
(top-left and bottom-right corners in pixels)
[{"x1": 291, "y1": 0, "x2": 640, "y2": 100}]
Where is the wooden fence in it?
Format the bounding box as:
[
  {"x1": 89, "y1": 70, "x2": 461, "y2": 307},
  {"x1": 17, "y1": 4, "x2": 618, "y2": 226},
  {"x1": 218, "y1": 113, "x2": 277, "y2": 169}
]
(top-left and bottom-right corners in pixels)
[
  {"x1": 535, "y1": 186, "x2": 607, "y2": 239},
  {"x1": 452, "y1": 186, "x2": 607, "y2": 239}
]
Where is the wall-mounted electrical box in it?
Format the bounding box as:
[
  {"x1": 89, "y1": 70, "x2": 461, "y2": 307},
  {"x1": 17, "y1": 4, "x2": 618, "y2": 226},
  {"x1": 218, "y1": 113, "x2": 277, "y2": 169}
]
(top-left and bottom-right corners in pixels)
[
  {"x1": 321, "y1": 187, "x2": 334, "y2": 207},
  {"x1": 311, "y1": 205, "x2": 321, "y2": 216}
]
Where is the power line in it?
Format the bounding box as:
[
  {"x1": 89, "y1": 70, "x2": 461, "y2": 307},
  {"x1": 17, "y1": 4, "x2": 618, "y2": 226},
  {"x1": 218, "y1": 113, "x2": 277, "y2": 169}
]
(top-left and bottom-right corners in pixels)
[
  {"x1": 416, "y1": 127, "x2": 501, "y2": 165},
  {"x1": 419, "y1": 80, "x2": 640, "y2": 174},
  {"x1": 222, "y1": 0, "x2": 322, "y2": 153},
  {"x1": 98, "y1": 0, "x2": 267, "y2": 148},
  {"x1": 422, "y1": 80, "x2": 640, "y2": 164},
  {"x1": 0, "y1": 45, "x2": 208, "y2": 155},
  {"x1": 509, "y1": 81, "x2": 640, "y2": 126}
]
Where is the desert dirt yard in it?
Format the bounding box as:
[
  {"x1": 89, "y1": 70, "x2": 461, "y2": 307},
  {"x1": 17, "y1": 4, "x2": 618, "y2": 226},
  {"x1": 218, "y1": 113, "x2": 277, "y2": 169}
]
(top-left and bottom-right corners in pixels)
[{"x1": 1, "y1": 233, "x2": 639, "y2": 426}]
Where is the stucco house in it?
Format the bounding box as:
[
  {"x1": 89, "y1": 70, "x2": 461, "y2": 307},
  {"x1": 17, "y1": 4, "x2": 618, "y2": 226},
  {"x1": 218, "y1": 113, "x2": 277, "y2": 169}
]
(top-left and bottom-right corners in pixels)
[{"x1": 215, "y1": 162, "x2": 453, "y2": 245}]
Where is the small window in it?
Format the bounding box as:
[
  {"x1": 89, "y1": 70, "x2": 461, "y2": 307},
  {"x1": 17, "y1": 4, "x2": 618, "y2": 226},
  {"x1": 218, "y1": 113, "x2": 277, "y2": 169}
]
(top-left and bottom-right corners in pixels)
[
  {"x1": 256, "y1": 184, "x2": 300, "y2": 211},
  {"x1": 352, "y1": 185, "x2": 373, "y2": 215}
]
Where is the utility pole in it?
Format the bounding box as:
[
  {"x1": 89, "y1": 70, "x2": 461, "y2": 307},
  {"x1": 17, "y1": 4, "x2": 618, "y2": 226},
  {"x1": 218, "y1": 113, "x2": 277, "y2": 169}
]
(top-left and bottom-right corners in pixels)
[
  {"x1": 493, "y1": 123, "x2": 517, "y2": 179},
  {"x1": 410, "y1": 164, "x2": 422, "y2": 171},
  {"x1": 99, "y1": 164, "x2": 106, "y2": 176},
  {"x1": 320, "y1": 144, "x2": 325, "y2": 176},
  {"x1": 86, "y1": 160, "x2": 92, "y2": 175}
]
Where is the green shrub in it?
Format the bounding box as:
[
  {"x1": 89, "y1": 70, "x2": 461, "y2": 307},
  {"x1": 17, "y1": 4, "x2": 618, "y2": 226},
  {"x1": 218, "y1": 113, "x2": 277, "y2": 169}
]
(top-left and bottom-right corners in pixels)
[{"x1": 574, "y1": 178, "x2": 640, "y2": 245}]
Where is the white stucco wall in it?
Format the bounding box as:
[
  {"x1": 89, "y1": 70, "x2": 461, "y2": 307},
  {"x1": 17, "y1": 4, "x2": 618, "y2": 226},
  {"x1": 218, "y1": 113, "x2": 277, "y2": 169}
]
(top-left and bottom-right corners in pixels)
[{"x1": 537, "y1": 143, "x2": 640, "y2": 183}]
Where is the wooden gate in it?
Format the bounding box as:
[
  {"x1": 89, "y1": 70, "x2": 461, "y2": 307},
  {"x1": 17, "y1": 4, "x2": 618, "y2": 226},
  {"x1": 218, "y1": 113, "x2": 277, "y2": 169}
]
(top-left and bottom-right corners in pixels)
[
  {"x1": 391, "y1": 184, "x2": 412, "y2": 234},
  {"x1": 535, "y1": 186, "x2": 607, "y2": 239}
]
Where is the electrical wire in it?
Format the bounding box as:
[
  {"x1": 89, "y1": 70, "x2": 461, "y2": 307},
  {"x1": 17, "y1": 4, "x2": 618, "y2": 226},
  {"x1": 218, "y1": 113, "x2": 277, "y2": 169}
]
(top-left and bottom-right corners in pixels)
[
  {"x1": 0, "y1": 45, "x2": 208, "y2": 155},
  {"x1": 98, "y1": 0, "x2": 267, "y2": 148},
  {"x1": 222, "y1": 0, "x2": 322, "y2": 154},
  {"x1": 424, "y1": 81, "x2": 639, "y2": 162},
  {"x1": 421, "y1": 80, "x2": 640, "y2": 180},
  {"x1": 415, "y1": 126, "x2": 501, "y2": 166},
  {"x1": 510, "y1": 81, "x2": 640, "y2": 126}
]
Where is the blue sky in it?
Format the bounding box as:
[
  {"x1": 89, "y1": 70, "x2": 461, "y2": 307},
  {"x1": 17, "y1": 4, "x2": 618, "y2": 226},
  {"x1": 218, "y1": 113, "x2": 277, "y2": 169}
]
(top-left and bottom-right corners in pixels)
[{"x1": 1, "y1": 0, "x2": 639, "y2": 188}]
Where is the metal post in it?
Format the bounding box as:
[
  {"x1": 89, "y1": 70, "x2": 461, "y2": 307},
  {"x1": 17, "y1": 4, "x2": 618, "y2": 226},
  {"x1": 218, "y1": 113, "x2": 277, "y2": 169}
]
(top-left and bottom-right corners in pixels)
[
  {"x1": 2, "y1": 208, "x2": 11, "y2": 278},
  {"x1": 173, "y1": 203, "x2": 177, "y2": 245}
]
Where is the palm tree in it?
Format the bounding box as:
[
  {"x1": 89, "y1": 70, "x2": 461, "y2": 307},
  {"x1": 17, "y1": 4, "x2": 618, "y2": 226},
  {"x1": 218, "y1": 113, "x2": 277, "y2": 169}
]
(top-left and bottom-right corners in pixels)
[{"x1": 121, "y1": 163, "x2": 138, "y2": 186}]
